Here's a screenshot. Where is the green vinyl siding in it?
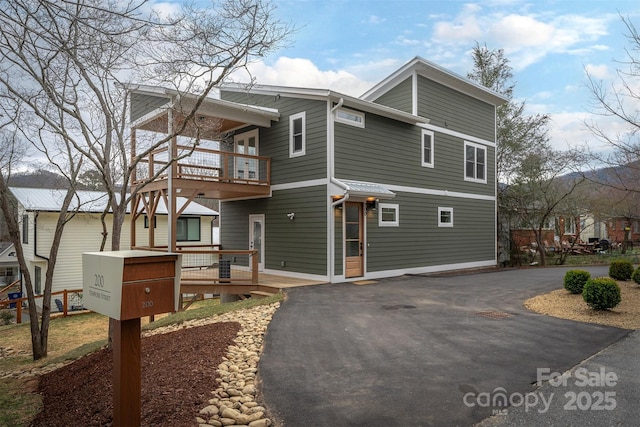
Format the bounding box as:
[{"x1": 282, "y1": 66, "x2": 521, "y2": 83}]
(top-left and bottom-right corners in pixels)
[
  {"x1": 366, "y1": 193, "x2": 495, "y2": 272},
  {"x1": 220, "y1": 186, "x2": 327, "y2": 275},
  {"x1": 335, "y1": 112, "x2": 495, "y2": 196},
  {"x1": 221, "y1": 91, "x2": 327, "y2": 185},
  {"x1": 130, "y1": 93, "x2": 169, "y2": 122},
  {"x1": 417, "y1": 76, "x2": 496, "y2": 142},
  {"x1": 371, "y1": 77, "x2": 413, "y2": 113}
]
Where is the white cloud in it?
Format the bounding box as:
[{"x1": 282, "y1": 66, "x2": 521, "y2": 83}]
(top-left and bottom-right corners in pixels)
[
  {"x1": 585, "y1": 63, "x2": 610, "y2": 79},
  {"x1": 233, "y1": 57, "x2": 375, "y2": 96},
  {"x1": 366, "y1": 15, "x2": 386, "y2": 25},
  {"x1": 429, "y1": 7, "x2": 614, "y2": 71}
]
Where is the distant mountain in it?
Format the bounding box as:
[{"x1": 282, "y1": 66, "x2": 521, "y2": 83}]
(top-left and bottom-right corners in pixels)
[{"x1": 8, "y1": 170, "x2": 68, "y2": 189}]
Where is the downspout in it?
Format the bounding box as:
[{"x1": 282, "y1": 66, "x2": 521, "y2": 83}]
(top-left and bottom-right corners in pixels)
[
  {"x1": 327, "y1": 98, "x2": 344, "y2": 283},
  {"x1": 34, "y1": 212, "x2": 49, "y2": 261}
]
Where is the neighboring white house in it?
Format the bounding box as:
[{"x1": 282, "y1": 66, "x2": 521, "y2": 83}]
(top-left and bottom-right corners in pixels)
[
  {"x1": 0, "y1": 242, "x2": 19, "y2": 287},
  {"x1": 9, "y1": 187, "x2": 219, "y2": 294}
]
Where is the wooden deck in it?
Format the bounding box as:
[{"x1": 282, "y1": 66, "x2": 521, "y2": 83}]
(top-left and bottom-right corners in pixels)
[{"x1": 180, "y1": 267, "x2": 325, "y2": 295}]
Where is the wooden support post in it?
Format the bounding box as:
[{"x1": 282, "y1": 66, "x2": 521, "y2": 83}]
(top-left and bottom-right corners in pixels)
[
  {"x1": 251, "y1": 251, "x2": 259, "y2": 284},
  {"x1": 113, "y1": 318, "x2": 141, "y2": 427},
  {"x1": 63, "y1": 289, "x2": 68, "y2": 317},
  {"x1": 16, "y1": 300, "x2": 21, "y2": 324}
]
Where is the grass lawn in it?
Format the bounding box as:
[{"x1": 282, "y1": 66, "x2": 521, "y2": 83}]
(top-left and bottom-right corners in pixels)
[{"x1": 0, "y1": 293, "x2": 283, "y2": 427}]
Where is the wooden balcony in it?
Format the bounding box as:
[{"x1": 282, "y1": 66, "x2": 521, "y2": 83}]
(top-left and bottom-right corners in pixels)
[{"x1": 134, "y1": 145, "x2": 270, "y2": 200}]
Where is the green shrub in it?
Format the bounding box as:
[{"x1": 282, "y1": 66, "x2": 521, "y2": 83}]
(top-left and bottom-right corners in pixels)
[
  {"x1": 583, "y1": 277, "x2": 622, "y2": 310},
  {"x1": 609, "y1": 259, "x2": 634, "y2": 281},
  {"x1": 632, "y1": 267, "x2": 640, "y2": 285},
  {"x1": 0, "y1": 309, "x2": 12, "y2": 325},
  {"x1": 564, "y1": 270, "x2": 591, "y2": 294}
]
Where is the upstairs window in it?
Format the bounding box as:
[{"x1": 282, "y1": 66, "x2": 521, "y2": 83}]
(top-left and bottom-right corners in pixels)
[
  {"x1": 335, "y1": 107, "x2": 365, "y2": 128},
  {"x1": 22, "y1": 214, "x2": 28, "y2": 244},
  {"x1": 464, "y1": 141, "x2": 487, "y2": 183},
  {"x1": 421, "y1": 130, "x2": 434, "y2": 168},
  {"x1": 289, "y1": 112, "x2": 306, "y2": 157}
]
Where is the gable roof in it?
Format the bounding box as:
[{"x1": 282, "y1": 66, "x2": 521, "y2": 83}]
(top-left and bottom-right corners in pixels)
[
  {"x1": 0, "y1": 242, "x2": 13, "y2": 257},
  {"x1": 219, "y1": 83, "x2": 430, "y2": 126},
  {"x1": 361, "y1": 56, "x2": 508, "y2": 107},
  {"x1": 9, "y1": 188, "x2": 218, "y2": 216}
]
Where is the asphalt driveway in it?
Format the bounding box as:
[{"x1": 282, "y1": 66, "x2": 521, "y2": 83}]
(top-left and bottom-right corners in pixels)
[{"x1": 258, "y1": 267, "x2": 632, "y2": 426}]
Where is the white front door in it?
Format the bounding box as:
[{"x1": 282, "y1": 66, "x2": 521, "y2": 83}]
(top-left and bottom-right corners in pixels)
[
  {"x1": 234, "y1": 129, "x2": 259, "y2": 180},
  {"x1": 249, "y1": 214, "x2": 265, "y2": 271}
]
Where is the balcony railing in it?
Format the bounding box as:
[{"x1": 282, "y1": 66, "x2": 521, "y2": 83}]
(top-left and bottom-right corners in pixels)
[{"x1": 135, "y1": 145, "x2": 270, "y2": 186}]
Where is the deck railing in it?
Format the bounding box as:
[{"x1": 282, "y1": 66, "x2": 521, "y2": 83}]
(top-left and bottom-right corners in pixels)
[
  {"x1": 132, "y1": 246, "x2": 259, "y2": 285},
  {"x1": 0, "y1": 288, "x2": 85, "y2": 324},
  {"x1": 135, "y1": 145, "x2": 270, "y2": 186}
]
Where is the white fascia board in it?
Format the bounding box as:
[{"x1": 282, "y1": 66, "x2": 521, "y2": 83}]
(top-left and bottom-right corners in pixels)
[
  {"x1": 130, "y1": 84, "x2": 280, "y2": 127},
  {"x1": 361, "y1": 56, "x2": 508, "y2": 107},
  {"x1": 221, "y1": 83, "x2": 429, "y2": 125}
]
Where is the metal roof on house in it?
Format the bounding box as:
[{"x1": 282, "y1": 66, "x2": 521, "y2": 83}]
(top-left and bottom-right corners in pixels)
[
  {"x1": 219, "y1": 83, "x2": 430, "y2": 126},
  {"x1": 333, "y1": 179, "x2": 396, "y2": 200},
  {"x1": 9, "y1": 188, "x2": 218, "y2": 216}
]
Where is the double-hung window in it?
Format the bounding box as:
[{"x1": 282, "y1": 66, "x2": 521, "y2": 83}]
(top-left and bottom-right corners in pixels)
[
  {"x1": 464, "y1": 141, "x2": 487, "y2": 183},
  {"x1": 289, "y1": 112, "x2": 306, "y2": 157},
  {"x1": 421, "y1": 129, "x2": 434, "y2": 168}
]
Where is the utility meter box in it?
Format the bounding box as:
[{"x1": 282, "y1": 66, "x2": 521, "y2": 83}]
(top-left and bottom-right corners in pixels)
[{"x1": 82, "y1": 250, "x2": 182, "y2": 320}]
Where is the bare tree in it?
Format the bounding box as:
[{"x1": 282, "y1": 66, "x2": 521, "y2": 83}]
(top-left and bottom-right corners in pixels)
[
  {"x1": 585, "y1": 15, "x2": 640, "y2": 191},
  {"x1": 501, "y1": 147, "x2": 587, "y2": 266},
  {"x1": 0, "y1": 130, "x2": 83, "y2": 360},
  {"x1": 0, "y1": 0, "x2": 291, "y2": 355}
]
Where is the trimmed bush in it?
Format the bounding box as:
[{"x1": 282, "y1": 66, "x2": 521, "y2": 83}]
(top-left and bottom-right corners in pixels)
[
  {"x1": 583, "y1": 277, "x2": 622, "y2": 310},
  {"x1": 632, "y1": 267, "x2": 640, "y2": 285},
  {"x1": 609, "y1": 259, "x2": 634, "y2": 281},
  {"x1": 564, "y1": 270, "x2": 591, "y2": 294}
]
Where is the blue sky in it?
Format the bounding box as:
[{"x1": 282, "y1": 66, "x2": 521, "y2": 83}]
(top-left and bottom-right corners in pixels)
[{"x1": 225, "y1": 0, "x2": 639, "y2": 153}]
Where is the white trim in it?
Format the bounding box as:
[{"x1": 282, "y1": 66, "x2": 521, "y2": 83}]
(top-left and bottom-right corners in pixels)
[
  {"x1": 421, "y1": 129, "x2": 434, "y2": 168},
  {"x1": 412, "y1": 71, "x2": 418, "y2": 116},
  {"x1": 464, "y1": 141, "x2": 488, "y2": 184},
  {"x1": 438, "y1": 207, "x2": 454, "y2": 227},
  {"x1": 262, "y1": 268, "x2": 328, "y2": 283},
  {"x1": 383, "y1": 183, "x2": 495, "y2": 201},
  {"x1": 378, "y1": 203, "x2": 399, "y2": 227},
  {"x1": 335, "y1": 107, "x2": 365, "y2": 128},
  {"x1": 249, "y1": 214, "x2": 265, "y2": 271},
  {"x1": 289, "y1": 112, "x2": 306, "y2": 158},
  {"x1": 362, "y1": 259, "x2": 496, "y2": 280},
  {"x1": 361, "y1": 56, "x2": 508, "y2": 107},
  {"x1": 271, "y1": 178, "x2": 328, "y2": 192},
  {"x1": 420, "y1": 123, "x2": 496, "y2": 148},
  {"x1": 220, "y1": 83, "x2": 430, "y2": 126}
]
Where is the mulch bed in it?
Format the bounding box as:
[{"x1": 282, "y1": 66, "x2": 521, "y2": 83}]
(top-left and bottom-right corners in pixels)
[{"x1": 29, "y1": 321, "x2": 241, "y2": 427}]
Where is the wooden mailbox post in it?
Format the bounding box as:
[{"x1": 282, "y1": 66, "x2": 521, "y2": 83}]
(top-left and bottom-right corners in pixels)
[{"x1": 83, "y1": 250, "x2": 182, "y2": 427}]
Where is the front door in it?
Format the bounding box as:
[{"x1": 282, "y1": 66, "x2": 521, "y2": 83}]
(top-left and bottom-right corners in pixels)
[
  {"x1": 345, "y1": 202, "x2": 364, "y2": 278},
  {"x1": 234, "y1": 129, "x2": 259, "y2": 180},
  {"x1": 249, "y1": 214, "x2": 265, "y2": 271}
]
